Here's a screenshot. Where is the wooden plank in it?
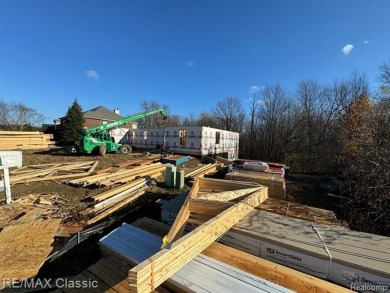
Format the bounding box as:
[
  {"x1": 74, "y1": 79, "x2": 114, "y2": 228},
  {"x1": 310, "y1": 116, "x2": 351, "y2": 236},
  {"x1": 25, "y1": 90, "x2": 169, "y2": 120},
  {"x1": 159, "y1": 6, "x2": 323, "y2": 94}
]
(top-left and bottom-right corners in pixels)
[
  {"x1": 91, "y1": 178, "x2": 147, "y2": 202},
  {"x1": 198, "y1": 177, "x2": 260, "y2": 191},
  {"x1": 0, "y1": 131, "x2": 45, "y2": 135},
  {"x1": 195, "y1": 187, "x2": 262, "y2": 201},
  {"x1": 87, "y1": 189, "x2": 147, "y2": 225},
  {"x1": 202, "y1": 242, "x2": 350, "y2": 293},
  {"x1": 0, "y1": 219, "x2": 60, "y2": 284},
  {"x1": 128, "y1": 186, "x2": 268, "y2": 293},
  {"x1": 10, "y1": 161, "x2": 98, "y2": 184},
  {"x1": 215, "y1": 156, "x2": 233, "y2": 165},
  {"x1": 188, "y1": 198, "x2": 233, "y2": 215},
  {"x1": 162, "y1": 177, "x2": 200, "y2": 246}
]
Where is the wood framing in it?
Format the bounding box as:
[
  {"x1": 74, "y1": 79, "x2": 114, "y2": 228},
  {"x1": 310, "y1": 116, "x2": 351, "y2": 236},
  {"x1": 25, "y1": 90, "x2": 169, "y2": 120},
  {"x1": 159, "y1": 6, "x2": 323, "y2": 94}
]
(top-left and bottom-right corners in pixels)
[
  {"x1": 132, "y1": 217, "x2": 351, "y2": 293},
  {"x1": 128, "y1": 185, "x2": 268, "y2": 293}
]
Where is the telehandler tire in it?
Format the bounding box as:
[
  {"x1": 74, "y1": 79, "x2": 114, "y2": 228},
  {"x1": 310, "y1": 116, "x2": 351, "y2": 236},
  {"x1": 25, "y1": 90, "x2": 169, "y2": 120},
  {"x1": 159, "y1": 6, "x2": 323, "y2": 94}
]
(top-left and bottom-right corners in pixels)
[
  {"x1": 119, "y1": 145, "x2": 132, "y2": 154},
  {"x1": 99, "y1": 144, "x2": 106, "y2": 156}
]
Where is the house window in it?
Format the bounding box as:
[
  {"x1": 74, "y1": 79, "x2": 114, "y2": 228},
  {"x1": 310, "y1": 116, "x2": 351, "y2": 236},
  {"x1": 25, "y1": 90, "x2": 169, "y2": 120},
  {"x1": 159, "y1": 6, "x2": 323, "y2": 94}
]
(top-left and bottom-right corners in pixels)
[
  {"x1": 179, "y1": 129, "x2": 187, "y2": 146},
  {"x1": 144, "y1": 131, "x2": 147, "y2": 139},
  {"x1": 216, "y1": 132, "x2": 221, "y2": 144},
  {"x1": 132, "y1": 131, "x2": 136, "y2": 139}
]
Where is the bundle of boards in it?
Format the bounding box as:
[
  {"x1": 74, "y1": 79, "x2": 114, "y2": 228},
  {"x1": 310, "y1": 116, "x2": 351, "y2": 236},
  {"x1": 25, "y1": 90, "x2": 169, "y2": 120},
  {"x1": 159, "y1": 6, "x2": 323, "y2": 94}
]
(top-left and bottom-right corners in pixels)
[{"x1": 0, "y1": 131, "x2": 54, "y2": 150}]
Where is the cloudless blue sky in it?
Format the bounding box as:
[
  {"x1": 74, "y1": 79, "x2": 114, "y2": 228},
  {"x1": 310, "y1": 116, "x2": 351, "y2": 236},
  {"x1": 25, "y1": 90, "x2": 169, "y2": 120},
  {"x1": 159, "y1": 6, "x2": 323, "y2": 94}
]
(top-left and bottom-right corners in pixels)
[{"x1": 1, "y1": 0, "x2": 389, "y2": 123}]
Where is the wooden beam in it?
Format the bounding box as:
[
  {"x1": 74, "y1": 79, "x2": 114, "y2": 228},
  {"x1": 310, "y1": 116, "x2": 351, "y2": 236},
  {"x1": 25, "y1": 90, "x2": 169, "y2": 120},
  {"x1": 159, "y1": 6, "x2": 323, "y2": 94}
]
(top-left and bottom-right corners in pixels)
[
  {"x1": 188, "y1": 198, "x2": 233, "y2": 215},
  {"x1": 87, "y1": 189, "x2": 147, "y2": 225},
  {"x1": 198, "y1": 177, "x2": 260, "y2": 191},
  {"x1": 128, "y1": 186, "x2": 268, "y2": 293},
  {"x1": 196, "y1": 187, "x2": 262, "y2": 201},
  {"x1": 202, "y1": 242, "x2": 350, "y2": 293},
  {"x1": 162, "y1": 177, "x2": 200, "y2": 247},
  {"x1": 91, "y1": 178, "x2": 147, "y2": 202}
]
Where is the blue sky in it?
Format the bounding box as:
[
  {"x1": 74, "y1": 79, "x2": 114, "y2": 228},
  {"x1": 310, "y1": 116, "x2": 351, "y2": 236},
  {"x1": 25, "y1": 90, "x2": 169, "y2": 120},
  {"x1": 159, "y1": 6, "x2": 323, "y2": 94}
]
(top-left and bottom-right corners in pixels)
[{"x1": 1, "y1": 0, "x2": 389, "y2": 123}]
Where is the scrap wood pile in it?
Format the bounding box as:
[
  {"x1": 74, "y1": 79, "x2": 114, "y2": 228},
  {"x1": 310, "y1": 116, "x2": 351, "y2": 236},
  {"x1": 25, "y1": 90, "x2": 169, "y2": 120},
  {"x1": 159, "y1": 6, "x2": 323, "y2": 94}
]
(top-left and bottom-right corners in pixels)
[
  {"x1": 0, "y1": 131, "x2": 54, "y2": 150},
  {"x1": 67, "y1": 162, "x2": 166, "y2": 187},
  {"x1": 9, "y1": 161, "x2": 99, "y2": 184}
]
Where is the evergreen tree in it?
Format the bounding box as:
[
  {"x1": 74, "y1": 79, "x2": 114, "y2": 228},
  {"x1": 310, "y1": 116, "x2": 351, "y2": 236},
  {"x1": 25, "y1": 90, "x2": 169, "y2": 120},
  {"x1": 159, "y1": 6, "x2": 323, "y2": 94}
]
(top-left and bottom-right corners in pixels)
[{"x1": 59, "y1": 99, "x2": 85, "y2": 145}]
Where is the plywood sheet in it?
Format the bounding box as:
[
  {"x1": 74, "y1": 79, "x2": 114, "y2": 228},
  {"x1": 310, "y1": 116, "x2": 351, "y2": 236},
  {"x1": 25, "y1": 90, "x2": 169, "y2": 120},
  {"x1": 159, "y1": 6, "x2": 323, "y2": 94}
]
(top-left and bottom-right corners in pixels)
[{"x1": 0, "y1": 219, "x2": 60, "y2": 284}]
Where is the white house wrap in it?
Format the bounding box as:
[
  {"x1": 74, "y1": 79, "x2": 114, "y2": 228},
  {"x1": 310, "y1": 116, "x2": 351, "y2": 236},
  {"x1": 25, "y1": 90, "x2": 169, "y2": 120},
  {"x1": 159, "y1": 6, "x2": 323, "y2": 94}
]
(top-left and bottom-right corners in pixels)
[{"x1": 124, "y1": 126, "x2": 239, "y2": 160}]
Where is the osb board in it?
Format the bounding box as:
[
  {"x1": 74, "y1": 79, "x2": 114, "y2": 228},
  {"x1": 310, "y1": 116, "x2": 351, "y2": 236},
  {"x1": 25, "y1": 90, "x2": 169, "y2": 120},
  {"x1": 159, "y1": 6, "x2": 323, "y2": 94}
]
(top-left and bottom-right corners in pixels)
[
  {"x1": 258, "y1": 198, "x2": 341, "y2": 226},
  {"x1": 0, "y1": 203, "x2": 35, "y2": 229},
  {"x1": 0, "y1": 219, "x2": 60, "y2": 283}
]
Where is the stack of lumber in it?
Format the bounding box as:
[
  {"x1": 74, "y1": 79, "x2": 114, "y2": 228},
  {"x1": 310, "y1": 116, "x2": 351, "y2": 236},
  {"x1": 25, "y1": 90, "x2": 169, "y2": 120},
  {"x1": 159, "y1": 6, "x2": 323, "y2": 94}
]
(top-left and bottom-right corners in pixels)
[
  {"x1": 82, "y1": 178, "x2": 150, "y2": 225},
  {"x1": 226, "y1": 170, "x2": 286, "y2": 199},
  {"x1": 0, "y1": 131, "x2": 54, "y2": 150},
  {"x1": 184, "y1": 163, "x2": 221, "y2": 179},
  {"x1": 10, "y1": 161, "x2": 98, "y2": 184},
  {"x1": 68, "y1": 162, "x2": 167, "y2": 187}
]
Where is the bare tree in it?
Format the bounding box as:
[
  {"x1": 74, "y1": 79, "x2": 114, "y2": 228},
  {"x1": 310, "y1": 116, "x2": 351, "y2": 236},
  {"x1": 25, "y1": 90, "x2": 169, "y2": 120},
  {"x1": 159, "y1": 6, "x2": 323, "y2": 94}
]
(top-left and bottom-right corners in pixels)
[
  {"x1": 0, "y1": 100, "x2": 44, "y2": 131},
  {"x1": 379, "y1": 60, "x2": 390, "y2": 87},
  {"x1": 213, "y1": 96, "x2": 245, "y2": 132},
  {"x1": 256, "y1": 84, "x2": 293, "y2": 162},
  {"x1": 138, "y1": 100, "x2": 170, "y2": 128},
  {"x1": 247, "y1": 90, "x2": 262, "y2": 157},
  {"x1": 197, "y1": 112, "x2": 218, "y2": 128},
  {"x1": 182, "y1": 112, "x2": 198, "y2": 126}
]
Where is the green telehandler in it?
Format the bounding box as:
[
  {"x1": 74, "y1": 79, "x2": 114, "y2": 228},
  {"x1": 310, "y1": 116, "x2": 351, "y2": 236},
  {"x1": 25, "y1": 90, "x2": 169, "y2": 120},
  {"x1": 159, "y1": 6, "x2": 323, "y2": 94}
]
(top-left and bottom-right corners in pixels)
[{"x1": 75, "y1": 108, "x2": 167, "y2": 155}]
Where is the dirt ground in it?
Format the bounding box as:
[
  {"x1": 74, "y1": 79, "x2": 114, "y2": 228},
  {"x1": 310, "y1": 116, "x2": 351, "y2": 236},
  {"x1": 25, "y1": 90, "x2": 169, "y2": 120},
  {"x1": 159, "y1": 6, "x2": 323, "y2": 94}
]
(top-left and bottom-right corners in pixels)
[{"x1": 3, "y1": 148, "x2": 201, "y2": 207}]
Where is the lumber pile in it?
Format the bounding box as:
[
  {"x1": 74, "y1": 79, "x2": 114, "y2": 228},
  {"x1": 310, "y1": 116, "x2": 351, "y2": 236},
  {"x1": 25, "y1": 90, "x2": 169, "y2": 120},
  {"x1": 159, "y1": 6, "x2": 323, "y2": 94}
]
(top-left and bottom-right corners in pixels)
[
  {"x1": 9, "y1": 161, "x2": 98, "y2": 184},
  {"x1": 0, "y1": 131, "x2": 54, "y2": 150},
  {"x1": 226, "y1": 170, "x2": 286, "y2": 199},
  {"x1": 81, "y1": 178, "x2": 150, "y2": 225},
  {"x1": 68, "y1": 162, "x2": 167, "y2": 187},
  {"x1": 184, "y1": 163, "x2": 222, "y2": 179}
]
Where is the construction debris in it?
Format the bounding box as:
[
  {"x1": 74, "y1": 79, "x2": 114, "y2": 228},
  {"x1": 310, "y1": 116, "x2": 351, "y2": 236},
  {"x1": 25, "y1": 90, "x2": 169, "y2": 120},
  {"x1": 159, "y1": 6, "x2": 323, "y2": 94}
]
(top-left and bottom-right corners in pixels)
[
  {"x1": 0, "y1": 131, "x2": 54, "y2": 150},
  {"x1": 67, "y1": 162, "x2": 166, "y2": 187},
  {"x1": 10, "y1": 161, "x2": 99, "y2": 184}
]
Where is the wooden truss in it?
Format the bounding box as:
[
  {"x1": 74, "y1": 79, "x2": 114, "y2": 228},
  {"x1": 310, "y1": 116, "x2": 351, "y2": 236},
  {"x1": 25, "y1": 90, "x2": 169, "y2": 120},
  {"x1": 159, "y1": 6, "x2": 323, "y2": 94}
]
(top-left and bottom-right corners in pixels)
[{"x1": 128, "y1": 177, "x2": 268, "y2": 293}]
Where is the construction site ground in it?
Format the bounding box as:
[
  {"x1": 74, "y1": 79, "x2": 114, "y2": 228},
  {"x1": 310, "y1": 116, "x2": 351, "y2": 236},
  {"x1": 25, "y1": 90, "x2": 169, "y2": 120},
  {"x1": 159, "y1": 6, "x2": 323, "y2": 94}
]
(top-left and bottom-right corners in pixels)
[
  {"x1": 10, "y1": 148, "x2": 199, "y2": 207},
  {"x1": 1, "y1": 148, "x2": 345, "y2": 288}
]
